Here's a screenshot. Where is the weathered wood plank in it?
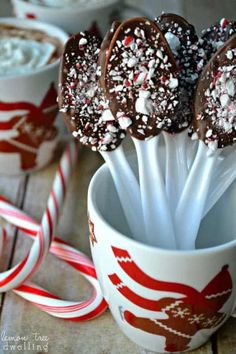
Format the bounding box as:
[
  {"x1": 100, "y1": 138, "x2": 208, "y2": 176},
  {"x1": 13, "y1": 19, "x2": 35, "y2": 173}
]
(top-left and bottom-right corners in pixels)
[
  {"x1": 0, "y1": 175, "x2": 27, "y2": 309},
  {"x1": 216, "y1": 317, "x2": 236, "y2": 354}
]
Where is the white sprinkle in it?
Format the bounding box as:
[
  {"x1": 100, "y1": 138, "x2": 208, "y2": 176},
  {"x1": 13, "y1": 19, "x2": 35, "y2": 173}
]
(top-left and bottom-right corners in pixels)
[
  {"x1": 165, "y1": 32, "x2": 181, "y2": 55},
  {"x1": 127, "y1": 57, "x2": 138, "y2": 68},
  {"x1": 168, "y1": 77, "x2": 178, "y2": 89},
  {"x1": 135, "y1": 90, "x2": 153, "y2": 115},
  {"x1": 115, "y1": 85, "x2": 123, "y2": 92},
  {"x1": 72, "y1": 131, "x2": 79, "y2": 137},
  {"x1": 101, "y1": 109, "x2": 115, "y2": 121},
  {"x1": 107, "y1": 124, "x2": 118, "y2": 133},
  {"x1": 79, "y1": 38, "x2": 88, "y2": 46},
  {"x1": 226, "y1": 50, "x2": 233, "y2": 60},
  {"x1": 220, "y1": 94, "x2": 230, "y2": 108},
  {"x1": 226, "y1": 79, "x2": 235, "y2": 96},
  {"x1": 148, "y1": 59, "x2": 155, "y2": 68},
  {"x1": 147, "y1": 68, "x2": 155, "y2": 80},
  {"x1": 118, "y1": 116, "x2": 132, "y2": 129},
  {"x1": 206, "y1": 129, "x2": 213, "y2": 138},
  {"x1": 191, "y1": 132, "x2": 199, "y2": 140},
  {"x1": 156, "y1": 49, "x2": 163, "y2": 60}
]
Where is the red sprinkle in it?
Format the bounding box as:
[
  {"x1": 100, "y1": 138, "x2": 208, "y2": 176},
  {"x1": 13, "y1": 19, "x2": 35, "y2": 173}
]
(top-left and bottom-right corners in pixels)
[
  {"x1": 161, "y1": 76, "x2": 167, "y2": 83},
  {"x1": 212, "y1": 71, "x2": 222, "y2": 85},
  {"x1": 124, "y1": 36, "x2": 134, "y2": 47},
  {"x1": 221, "y1": 18, "x2": 228, "y2": 28},
  {"x1": 124, "y1": 79, "x2": 131, "y2": 87}
]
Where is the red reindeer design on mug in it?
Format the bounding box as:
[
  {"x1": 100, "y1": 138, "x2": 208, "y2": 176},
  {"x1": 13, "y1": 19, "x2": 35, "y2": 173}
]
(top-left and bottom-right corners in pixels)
[
  {"x1": 109, "y1": 247, "x2": 233, "y2": 353},
  {"x1": 0, "y1": 84, "x2": 58, "y2": 171}
]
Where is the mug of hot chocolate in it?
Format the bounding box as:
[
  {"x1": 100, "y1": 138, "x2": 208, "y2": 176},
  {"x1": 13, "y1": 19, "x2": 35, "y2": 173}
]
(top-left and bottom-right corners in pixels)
[
  {"x1": 12, "y1": 0, "x2": 146, "y2": 36},
  {"x1": 0, "y1": 18, "x2": 68, "y2": 174}
]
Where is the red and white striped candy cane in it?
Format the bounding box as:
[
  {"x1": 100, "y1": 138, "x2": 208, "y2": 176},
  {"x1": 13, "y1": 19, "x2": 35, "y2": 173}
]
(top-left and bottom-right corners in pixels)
[
  {"x1": 0, "y1": 148, "x2": 107, "y2": 320},
  {"x1": 0, "y1": 141, "x2": 78, "y2": 292},
  {"x1": 0, "y1": 198, "x2": 107, "y2": 320}
]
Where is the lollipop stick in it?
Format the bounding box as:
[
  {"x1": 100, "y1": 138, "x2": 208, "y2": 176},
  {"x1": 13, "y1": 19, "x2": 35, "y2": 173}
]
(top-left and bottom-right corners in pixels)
[
  {"x1": 204, "y1": 149, "x2": 236, "y2": 217},
  {"x1": 100, "y1": 145, "x2": 145, "y2": 242},
  {"x1": 133, "y1": 137, "x2": 176, "y2": 249},
  {"x1": 163, "y1": 131, "x2": 188, "y2": 214},
  {"x1": 175, "y1": 141, "x2": 219, "y2": 250}
]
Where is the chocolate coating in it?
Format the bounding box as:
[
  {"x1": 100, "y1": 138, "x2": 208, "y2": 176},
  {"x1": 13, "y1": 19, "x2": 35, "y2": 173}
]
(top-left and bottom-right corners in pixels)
[
  {"x1": 201, "y1": 18, "x2": 236, "y2": 60},
  {"x1": 58, "y1": 32, "x2": 125, "y2": 151},
  {"x1": 98, "y1": 21, "x2": 121, "y2": 89},
  {"x1": 156, "y1": 13, "x2": 206, "y2": 132},
  {"x1": 194, "y1": 34, "x2": 236, "y2": 149},
  {"x1": 101, "y1": 17, "x2": 179, "y2": 139}
]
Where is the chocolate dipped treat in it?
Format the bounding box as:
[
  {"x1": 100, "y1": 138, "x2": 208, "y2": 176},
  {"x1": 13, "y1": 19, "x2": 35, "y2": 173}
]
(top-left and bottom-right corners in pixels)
[
  {"x1": 194, "y1": 34, "x2": 236, "y2": 150},
  {"x1": 59, "y1": 32, "x2": 125, "y2": 151},
  {"x1": 201, "y1": 18, "x2": 236, "y2": 60},
  {"x1": 100, "y1": 17, "x2": 179, "y2": 139},
  {"x1": 156, "y1": 13, "x2": 206, "y2": 132}
]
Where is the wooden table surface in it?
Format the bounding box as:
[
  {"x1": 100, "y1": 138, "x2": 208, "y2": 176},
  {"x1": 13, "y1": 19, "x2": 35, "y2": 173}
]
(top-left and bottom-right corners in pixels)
[{"x1": 0, "y1": 145, "x2": 235, "y2": 354}]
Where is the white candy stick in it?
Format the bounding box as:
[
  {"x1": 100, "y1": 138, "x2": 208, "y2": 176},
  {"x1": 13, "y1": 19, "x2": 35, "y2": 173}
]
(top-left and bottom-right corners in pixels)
[
  {"x1": 163, "y1": 130, "x2": 188, "y2": 214},
  {"x1": 175, "y1": 141, "x2": 220, "y2": 250},
  {"x1": 100, "y1": 145, "x2": 145, "y2": 242},
  {"x1": 133, "y1": 137, "x2": 177, "y2": 249},
  {"x1": 204, "y1": 149, "x2": 236, "y2": 217}
]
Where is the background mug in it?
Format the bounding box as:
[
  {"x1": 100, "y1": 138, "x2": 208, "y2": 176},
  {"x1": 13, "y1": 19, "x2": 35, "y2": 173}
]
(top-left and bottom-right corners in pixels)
[
  {"x1": 0, "y1": 18, "x2": 68, "y2": 175},
  {"x1": 12, "y1": 0, "x2": 147, "y2": 36},
  {"x1": 88, "y1": 160, "x2": 236, "y2": 353}
]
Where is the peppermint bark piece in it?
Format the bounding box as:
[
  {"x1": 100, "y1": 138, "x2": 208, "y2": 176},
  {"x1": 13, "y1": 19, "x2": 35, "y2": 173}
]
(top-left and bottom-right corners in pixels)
[
  {"x1": 101, "y1": 17, "x2": 179, "y2": 139},
  {"x1": 59, "y1": 32, "x2": 125, "y2": 151}
]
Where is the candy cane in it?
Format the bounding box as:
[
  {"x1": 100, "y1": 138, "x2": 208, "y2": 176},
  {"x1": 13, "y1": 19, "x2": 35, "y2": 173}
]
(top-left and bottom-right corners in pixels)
[
  {"x1": 0, "y1": 202, "x2": 107, "y2": 320},
  {"x1": 0, "y1": 145, "x2": 107, "y2": 320},
  {"x1": 0, "y1": 142, "x2": 77, "y2": 292}
]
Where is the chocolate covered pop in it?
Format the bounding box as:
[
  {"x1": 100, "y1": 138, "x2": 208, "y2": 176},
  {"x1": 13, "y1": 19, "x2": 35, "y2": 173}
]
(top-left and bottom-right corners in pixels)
[
  {"x1": 175, "y1": 35, "x2": 236, "y2": 250},
  {"x1": 156, "y1": 13, "x2": 206, "y2": 131},
  {"x1": 99, "y1": 18, "x2": 180, "y2": 248},
  {"x1": 59, "y1": 31, "x2": 145, "y2": 243},
  {"x1": 154, "y1": 14, "x2": 206, "y2": 211},
  {"x1": 59, "y1": 32, "x2": 125, "y2": 151},
  {"x1": 100, "y1": 17, "x2": 179, "y2": 139},
  {"x1": 194, "y1": 34, "x2": 236, "y2": 149}
]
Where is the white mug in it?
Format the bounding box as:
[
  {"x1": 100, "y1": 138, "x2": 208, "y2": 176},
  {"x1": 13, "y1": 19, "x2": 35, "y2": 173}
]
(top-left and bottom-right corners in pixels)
[
  {"x1": 12, "y1": 0, "x2": 146, "y2": 36},
  {"x1": 0, "y1": 18, "x2": 68, "y2": 175},
  {"x1": 88, "y1": 159, "x2": 236, "y2": 353}
]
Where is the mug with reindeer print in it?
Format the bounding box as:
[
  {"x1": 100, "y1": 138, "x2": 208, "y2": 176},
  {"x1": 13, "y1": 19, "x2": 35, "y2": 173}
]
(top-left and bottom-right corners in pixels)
[
  {"x1": 88, "y1": 159, "x2": 236, "y2": 353},
  {"x1": 0, "y1": 18, "x2": 68, "y2": 174}
]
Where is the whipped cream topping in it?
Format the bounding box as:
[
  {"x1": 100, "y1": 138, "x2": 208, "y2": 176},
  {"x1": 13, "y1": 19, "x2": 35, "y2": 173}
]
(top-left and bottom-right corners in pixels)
[
  {"x1": 0, "y1": 38, "x2": 56, "y2": 76},
  {"x1": 27, "y1": 0, "x2": 105, "y2": 7}
]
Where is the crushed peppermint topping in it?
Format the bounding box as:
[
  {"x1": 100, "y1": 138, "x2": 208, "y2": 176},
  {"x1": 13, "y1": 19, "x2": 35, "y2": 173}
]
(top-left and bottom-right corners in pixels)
[
  {"x1": 59, "y1": 33, "x2": 125, "y2": 151},
  {"x1": 103, "y1": 18, "x2": 179, "y2": 139},
  {"x1": 195, "y1": 48, "x2": 236, "y2": 149},
  {"x1": 156, "y1": 13, "x2": 207, "y2": 132},
  {"x1": 201, "y1": 18, "x2": 236, "y2": 60}
]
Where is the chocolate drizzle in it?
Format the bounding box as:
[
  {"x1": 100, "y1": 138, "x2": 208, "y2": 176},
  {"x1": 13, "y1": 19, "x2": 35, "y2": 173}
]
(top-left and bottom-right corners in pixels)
[
  {"x1": 194, "y1": 34, "x2": 236, "y2": 149},
  {"x1": 100, "y1": 17, "x2": 179, "y2": 139},
  {"x1": 156, "y1": 13, "x2": 206, "y2": 132},
  {"x1": 58, "y1": 32, "x2": 125, "y2": 151}
]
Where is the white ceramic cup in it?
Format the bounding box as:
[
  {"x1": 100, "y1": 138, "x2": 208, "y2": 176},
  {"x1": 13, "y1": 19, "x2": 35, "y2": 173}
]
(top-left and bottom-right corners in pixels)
[
  {"x1": 12, "y1": 0, "x2": 146, "y2": 36},
  {"x1": 0, "y1": 18, "x2": 68, "y2": 175},
  {"x1": 88, "y1": 159, "x2": 236, "y2": 353}
]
